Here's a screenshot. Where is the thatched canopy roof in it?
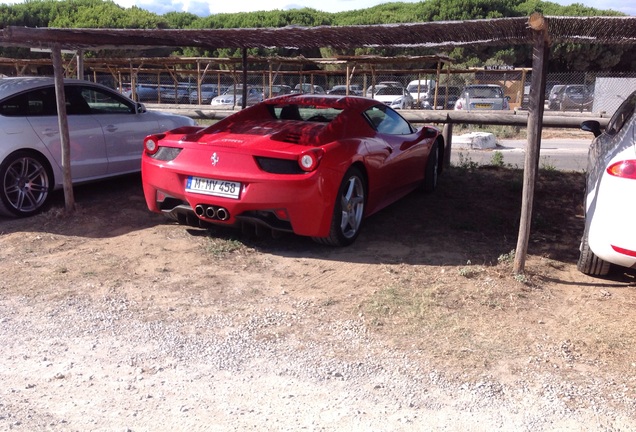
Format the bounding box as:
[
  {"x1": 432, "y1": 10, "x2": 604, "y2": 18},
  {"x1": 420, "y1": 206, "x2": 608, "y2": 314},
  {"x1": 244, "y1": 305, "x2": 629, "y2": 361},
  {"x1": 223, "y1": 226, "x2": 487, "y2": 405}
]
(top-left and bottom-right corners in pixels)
[{"x1": 1, "y1": 16, "x2": 635, "y2": 51}]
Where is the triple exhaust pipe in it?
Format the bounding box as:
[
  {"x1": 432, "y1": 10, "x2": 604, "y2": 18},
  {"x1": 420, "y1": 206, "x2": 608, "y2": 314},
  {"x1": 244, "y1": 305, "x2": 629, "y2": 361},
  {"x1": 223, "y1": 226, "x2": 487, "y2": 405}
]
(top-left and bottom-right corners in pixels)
[{"x1": 195, "y1": 204, "x2": 230, "y2": 221}]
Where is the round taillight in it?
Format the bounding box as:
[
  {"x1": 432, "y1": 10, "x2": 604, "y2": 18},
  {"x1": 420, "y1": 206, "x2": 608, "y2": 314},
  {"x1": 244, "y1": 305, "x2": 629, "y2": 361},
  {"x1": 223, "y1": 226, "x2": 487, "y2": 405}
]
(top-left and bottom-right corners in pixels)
[
  {"x1": 607, "y1": 160, "x2": 636, "y2": 179},
  {"x1": 144, "y1": 136, "x2": 159, "y2": 155},
  {"x1": 299, "y1": 154, "x2": 315, "y2": 170},
  {"x1": 298, "y1": 149, "x2": 324, "y2": 172}
]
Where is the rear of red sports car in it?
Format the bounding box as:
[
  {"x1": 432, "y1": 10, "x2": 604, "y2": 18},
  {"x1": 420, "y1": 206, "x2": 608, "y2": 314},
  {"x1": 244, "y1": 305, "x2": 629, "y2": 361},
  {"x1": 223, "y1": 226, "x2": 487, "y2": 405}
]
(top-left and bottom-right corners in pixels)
[
  {"x1": 141, "y1": 95, "x2": 374, "y2": 238},
  {"x1": 141, "y1": 94, "x2": 442, "y2": 245}
]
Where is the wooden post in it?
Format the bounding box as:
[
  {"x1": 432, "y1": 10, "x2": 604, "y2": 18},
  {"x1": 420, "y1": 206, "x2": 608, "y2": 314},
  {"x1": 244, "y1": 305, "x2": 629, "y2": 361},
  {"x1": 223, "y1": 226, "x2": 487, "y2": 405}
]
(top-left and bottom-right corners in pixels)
[
  {"x1": 262, "y1": 71, "x2": 266, "y2": 97},
  {"x1": 268, "y1": 63, "x2": 273, "y2": 99},
  {"x1": 434, "y1": 59, "x2": 442, "y2": 109},
  {"x1": 442, "y1": 119, "x2": 453, "y2": 168},
  {"x1": 76, "y1": 49, "x2": 84, "y2": 80},
  {"x1": 241, "y1": 48, "x2": 248, "y2": 109},
  {"x1": 51, "y1": 44, "x2": 75, "y2": 214},
  {"x1": 196, "y1": 61, "x2": 202, "y2": 104},
  {"x1": 513, "y1": 13, "x2": 550, "y2": 274}
]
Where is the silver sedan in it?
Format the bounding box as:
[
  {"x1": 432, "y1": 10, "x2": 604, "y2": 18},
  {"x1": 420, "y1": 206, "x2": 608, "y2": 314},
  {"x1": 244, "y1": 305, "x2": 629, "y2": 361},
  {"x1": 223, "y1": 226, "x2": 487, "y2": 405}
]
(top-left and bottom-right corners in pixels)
[{"x1": 0, "y1": 77, "x2": 196, "y2": 217}]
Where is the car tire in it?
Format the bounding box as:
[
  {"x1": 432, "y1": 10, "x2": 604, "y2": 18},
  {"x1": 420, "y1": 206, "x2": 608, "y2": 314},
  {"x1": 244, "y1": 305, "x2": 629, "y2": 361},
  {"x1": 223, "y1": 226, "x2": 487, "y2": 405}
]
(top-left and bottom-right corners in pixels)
[
  {"x1": 577, "y1": 226, "x2": 611, "y2": 276},
  {"x1": 313, "y1": 166, "x2": 366, "y2": 247},
  {"x1": 0, "y1": 151, "x2": 53, "y2": 218},
  {"x1": 422, "y1": 143, "x2": 439, "y2": 193}
]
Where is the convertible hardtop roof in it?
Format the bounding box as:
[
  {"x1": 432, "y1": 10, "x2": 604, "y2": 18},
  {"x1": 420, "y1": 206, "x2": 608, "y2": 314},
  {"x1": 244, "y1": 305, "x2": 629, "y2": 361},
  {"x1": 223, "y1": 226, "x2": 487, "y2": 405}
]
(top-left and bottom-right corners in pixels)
[{"x1": 264, "y1": 93, "x2": 379, "y2": 111}]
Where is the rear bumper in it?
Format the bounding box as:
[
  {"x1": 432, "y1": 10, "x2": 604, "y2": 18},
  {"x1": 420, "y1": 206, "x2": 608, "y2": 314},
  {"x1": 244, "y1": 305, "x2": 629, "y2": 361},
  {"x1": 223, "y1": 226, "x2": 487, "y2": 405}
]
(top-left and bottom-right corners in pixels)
[
  {"x1": 588, "y1": 175, "x2": 636, "y2": 269},
  {"x1": 141, "y1": 158, "x2": 340, "y2": 237}
]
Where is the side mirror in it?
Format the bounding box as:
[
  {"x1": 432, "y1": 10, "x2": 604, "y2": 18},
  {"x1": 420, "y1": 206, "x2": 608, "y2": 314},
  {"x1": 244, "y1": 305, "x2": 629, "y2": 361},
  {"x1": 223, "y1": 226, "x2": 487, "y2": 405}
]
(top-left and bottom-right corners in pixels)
[
  {"x1": 581, "y1": 120, "x2": 602, "y2": 138},
  {"x1": 420, "y1": 127, "x2": 439, "y2": 138},
  {"x1": 135, "y1": 102, "x2": 147, "y2": 114}
]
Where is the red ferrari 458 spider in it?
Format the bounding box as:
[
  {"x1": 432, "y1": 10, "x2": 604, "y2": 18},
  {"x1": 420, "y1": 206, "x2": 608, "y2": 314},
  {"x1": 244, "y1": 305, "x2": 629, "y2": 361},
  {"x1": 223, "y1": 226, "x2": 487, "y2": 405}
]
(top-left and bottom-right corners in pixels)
[{"x1": 141, "y1": 94, "x2": 444, "y2": 246}]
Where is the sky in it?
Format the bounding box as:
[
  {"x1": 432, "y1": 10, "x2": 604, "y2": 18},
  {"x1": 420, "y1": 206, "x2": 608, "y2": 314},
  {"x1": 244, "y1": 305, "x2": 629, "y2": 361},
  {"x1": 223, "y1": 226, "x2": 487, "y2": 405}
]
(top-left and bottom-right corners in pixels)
[{"x1": 1, "y1": 0, "x2": 634, "y2": 16}]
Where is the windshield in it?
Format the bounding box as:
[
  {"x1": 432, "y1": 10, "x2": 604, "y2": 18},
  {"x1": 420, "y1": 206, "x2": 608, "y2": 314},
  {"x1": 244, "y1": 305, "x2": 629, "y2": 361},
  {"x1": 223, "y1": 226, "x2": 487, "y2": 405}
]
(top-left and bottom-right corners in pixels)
[
  {"x1": 376, "y1": 87, "x2": 404, "y2": 96},
  {"x1": 407, "y1": 85, "x2": 428, "y2": 92}
]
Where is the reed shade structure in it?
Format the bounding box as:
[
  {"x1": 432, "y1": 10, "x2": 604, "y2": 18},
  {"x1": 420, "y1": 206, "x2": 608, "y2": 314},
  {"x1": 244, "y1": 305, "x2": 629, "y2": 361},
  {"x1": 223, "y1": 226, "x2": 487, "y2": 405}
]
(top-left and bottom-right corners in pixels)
[
  {"x1": 1, "y1": 14, "x2": 635, "y2": 273},
  {"x1": 2, "y1": 16, "x2": 636, "y2": 49}
]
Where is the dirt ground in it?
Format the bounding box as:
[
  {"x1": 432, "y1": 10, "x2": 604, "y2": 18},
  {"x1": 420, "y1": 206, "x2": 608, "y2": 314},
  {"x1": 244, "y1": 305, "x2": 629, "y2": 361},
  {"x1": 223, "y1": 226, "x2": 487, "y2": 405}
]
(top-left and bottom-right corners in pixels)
[{"x1": 1, "y1": 160, "x2": 636, "y2": 430}]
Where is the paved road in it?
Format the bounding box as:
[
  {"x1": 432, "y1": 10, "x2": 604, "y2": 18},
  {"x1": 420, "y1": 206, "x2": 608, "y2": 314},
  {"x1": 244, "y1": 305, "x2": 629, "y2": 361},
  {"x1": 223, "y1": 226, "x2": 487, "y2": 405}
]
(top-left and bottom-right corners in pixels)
[{"x1": 449, "y1": 137, "x2": 590, "y2": 171}]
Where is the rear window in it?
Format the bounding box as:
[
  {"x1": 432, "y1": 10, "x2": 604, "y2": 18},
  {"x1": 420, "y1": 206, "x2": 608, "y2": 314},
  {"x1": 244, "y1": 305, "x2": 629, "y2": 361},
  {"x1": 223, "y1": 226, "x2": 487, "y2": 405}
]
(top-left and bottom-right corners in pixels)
[
  {"x1": 465, "y1": 86, "x2": 503, "y2": 98},
  {"x1": 274, "y1": 104, "x2": 342, "y2": 122}
]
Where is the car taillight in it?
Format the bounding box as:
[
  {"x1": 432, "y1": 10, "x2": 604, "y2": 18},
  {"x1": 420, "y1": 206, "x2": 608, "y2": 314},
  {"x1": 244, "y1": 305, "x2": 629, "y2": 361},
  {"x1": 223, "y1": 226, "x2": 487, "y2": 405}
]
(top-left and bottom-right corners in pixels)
[
  {"x1": 297, "y1": 148, "x2": 324, "y2": 172},
  {"x1": 607, "y1": 160, "x2": 636, "y2": 179},
  {"x1": 611, "y1": 245, "x2": 636, "y2": 257},
  {"x1": 144, "y1": 134, "x2": 164, "y2": 155}
]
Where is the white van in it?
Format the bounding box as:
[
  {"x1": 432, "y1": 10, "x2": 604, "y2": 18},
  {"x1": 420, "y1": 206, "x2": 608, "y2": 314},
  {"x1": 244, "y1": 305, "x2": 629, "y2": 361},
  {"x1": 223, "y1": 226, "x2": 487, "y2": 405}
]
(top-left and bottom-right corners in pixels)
[{"x1": 407, "y1": 79, "x2": 436, "y2": 101}]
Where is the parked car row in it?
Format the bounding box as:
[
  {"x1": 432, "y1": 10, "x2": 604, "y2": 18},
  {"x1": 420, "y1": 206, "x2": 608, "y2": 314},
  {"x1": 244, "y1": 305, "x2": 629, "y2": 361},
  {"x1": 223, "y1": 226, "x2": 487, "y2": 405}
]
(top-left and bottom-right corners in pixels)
[
  {"x1": 122, "y1": 84, "x2": 200, "y2": 104},
  {"x1": 211, "y1": 85, "x2": 265, "y2": 108},
  {"x1": 123, "y1": 81, "x2": 598, "y2": 113}
]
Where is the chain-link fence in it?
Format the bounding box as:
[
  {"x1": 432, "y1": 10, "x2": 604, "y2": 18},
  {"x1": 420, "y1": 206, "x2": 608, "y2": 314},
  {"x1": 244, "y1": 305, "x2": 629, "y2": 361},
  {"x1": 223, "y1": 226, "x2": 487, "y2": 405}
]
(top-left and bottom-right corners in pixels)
[{"x1": 103, "y1": 62, "x2": 636, "y2": 114}]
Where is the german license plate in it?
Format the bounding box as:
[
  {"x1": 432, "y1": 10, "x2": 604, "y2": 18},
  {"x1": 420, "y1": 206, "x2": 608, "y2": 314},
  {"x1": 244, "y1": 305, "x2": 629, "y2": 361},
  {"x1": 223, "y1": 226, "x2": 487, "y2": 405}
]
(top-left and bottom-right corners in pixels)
[
  {"x1": 475, "y1": 103, "x2": 492, "y2": 109},
  {"x1": 186, "y1": 176, "x2": 241, "y2": 199}
]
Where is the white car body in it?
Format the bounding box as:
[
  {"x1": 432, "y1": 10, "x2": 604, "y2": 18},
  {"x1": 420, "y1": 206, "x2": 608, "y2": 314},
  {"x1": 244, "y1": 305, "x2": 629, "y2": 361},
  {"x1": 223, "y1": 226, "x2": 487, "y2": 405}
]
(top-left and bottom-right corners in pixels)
[
  {"x1": 373, "y1": 87, "x2": 414, "y2": 109},
  {"x1": 211, "y1": 87, "x2": 264, "y2": 107},
  {"x1": 0, "y1": 77, "x2": 196, "y2": 217},
  {"x1": 407, "y1": 79, "x2": 436, "y2": 102},
  {"x1": 579, "y1": 90, "x2": 636, "y2": 276}
]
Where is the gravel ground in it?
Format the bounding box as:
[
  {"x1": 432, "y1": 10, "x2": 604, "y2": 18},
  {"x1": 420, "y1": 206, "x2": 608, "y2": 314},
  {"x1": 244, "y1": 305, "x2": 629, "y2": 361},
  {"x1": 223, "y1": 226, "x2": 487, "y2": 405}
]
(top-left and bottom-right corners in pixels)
[
  {"x1": 2, "y1": 290, "x2": 635, "y2": 431},
  {"x1": 2, "y1": 170, "x2": 636, "y2": 431}
]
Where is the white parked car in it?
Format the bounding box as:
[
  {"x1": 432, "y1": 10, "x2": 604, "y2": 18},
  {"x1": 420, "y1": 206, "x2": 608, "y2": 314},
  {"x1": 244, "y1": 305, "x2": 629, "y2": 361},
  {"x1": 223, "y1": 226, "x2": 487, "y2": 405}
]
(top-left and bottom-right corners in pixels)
[
  {"x1": 372, "y1": 86, "x2": 414, "y2": 109},
  {"x1": 578, "y1": 90, "x2": 636, "y2": 276},
  {"x1": 0, "y1": 77, "x2": 196, "y2": 217},
  {"x1": 211, "y1": 86, "x2": 264, "y2": 107},
  {"x1": 365, "y1": 81, "x2": 402, "y2": 98},
  {"x1": 407, "y1": 79, "x2": 436, "y2": 105}
]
